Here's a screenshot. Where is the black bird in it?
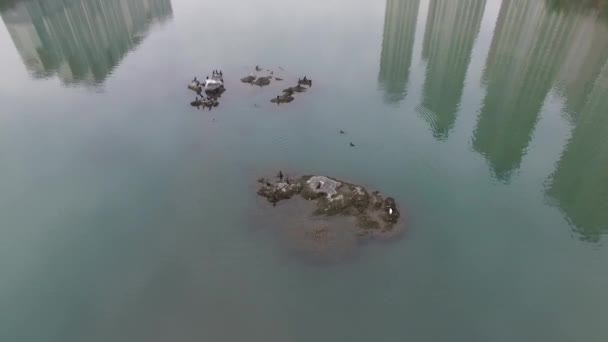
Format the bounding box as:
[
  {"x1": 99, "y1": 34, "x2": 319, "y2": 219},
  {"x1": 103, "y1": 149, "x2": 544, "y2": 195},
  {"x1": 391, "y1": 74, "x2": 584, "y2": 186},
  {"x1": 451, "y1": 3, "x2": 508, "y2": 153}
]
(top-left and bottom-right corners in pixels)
[
  {"x1": 316, "y1": 182, "x2": 322, "y2": 189},
  {"x1": 349, "y1": 142, "x2": 355, "y2": 147},
  {"x1": 339, "y1": 130, "x2": 345, "y2": 134},
  {"x1": 265, "y1": 182, "x2": 272, "y2": 187},
  {"x1": 278, "y1": 171, "x2": 283, "y2": 180},
  {"x1": 219, "y1": 70, "x2": 223, "y2": 76},
  {"x1": 286, "y1": 178, "x2": 291, "y2": 185}
]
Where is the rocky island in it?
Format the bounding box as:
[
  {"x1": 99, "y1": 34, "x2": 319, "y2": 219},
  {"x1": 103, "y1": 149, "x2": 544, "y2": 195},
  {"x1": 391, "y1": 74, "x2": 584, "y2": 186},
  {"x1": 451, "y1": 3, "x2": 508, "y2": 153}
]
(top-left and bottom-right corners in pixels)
[{"x1": 256, "y1": 174, "x2": 402, "y2": 260}]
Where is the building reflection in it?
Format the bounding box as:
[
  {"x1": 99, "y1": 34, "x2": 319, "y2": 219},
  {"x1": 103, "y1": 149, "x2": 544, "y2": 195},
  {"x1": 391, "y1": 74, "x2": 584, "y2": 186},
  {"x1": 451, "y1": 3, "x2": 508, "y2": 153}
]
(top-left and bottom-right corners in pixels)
[
  {"x1": 0, "y1": 0, "x2": 172, "y2": 87},
  {"x1": 378, "y1": 0, "x2": 420, "y2": 104},
  {"x1": 545, "y1": 8, "x2": 608, "y2": 242},
  {"x1": 472, "y1": 0, "x2": 575, "y2": 181},
  {"x1": 547, "y1": 60, "x2": 608, "y2": 242},
  {"x1": 419, "y1": 0, "x2": 486, "y2": 140},
  {"x1": 556, "y1": 13, "x2": 608, "y2": 118}
]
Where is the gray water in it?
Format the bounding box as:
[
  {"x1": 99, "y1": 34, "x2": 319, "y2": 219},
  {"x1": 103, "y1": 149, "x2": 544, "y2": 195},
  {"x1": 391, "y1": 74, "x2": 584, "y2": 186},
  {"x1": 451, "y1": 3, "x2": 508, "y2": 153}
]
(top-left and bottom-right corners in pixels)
[{"x1": 1, "y1": 0, "x2": 608, "y2": 341}]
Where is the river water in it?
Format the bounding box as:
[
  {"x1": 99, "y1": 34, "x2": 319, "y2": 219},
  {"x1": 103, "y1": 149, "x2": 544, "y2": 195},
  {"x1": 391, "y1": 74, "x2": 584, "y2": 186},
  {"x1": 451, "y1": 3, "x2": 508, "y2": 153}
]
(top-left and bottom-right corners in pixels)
[{"x1": 1, "y1": 0, "x2": 608, "y2": 341}]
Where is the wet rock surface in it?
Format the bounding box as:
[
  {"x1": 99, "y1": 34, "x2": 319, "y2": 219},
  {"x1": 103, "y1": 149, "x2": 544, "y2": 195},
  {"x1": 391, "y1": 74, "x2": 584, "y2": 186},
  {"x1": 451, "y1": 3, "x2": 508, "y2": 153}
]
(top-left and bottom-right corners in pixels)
[{"x1": 257, "y1": 174, "x2": 403, "y2": 259}]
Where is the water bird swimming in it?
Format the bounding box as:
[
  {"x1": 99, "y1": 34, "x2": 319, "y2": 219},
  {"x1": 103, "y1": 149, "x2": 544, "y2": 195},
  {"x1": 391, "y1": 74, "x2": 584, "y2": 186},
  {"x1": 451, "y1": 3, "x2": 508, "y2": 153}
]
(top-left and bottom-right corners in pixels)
[
  {"x1": 339, "y1": 130, "x2": 345, "y2": 134},
  {"x1": 349, "y1": 142, "x2": 355, "y2": 147}
]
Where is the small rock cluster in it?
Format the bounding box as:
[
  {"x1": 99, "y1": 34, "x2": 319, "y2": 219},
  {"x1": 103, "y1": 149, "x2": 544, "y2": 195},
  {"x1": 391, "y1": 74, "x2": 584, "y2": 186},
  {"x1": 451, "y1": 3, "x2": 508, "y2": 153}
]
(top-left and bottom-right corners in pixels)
[
  {"x1": 241, "y1": 65, "x2": 274, "y2": 87},
  {"x1": 271, "y1": 77, "x2": 312, "y2": 105},
  {"x1": 187, "y1": 70, "x2": 225, "y2": 110}
]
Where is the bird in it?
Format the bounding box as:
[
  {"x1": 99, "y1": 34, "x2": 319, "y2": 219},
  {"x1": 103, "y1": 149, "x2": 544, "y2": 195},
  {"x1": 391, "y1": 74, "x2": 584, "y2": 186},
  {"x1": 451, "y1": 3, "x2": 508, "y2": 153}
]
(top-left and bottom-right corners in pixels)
[
  {"x1": 278, "y1": 171, "x2": 283, "y2": 181},
  {"x1": 316, "y1": 182, "x2": 322, "y2": 189},
  {"x1": 349, "y1": 142, "x2": 355, "y2": 147},
  {"x1": 389, "y1": 208, "x2": 393, "y2": 215},
  {"x1": 339, "y1": 130, "x2": 345, "y2": 134},
  {"x1": 265, "y1": 182, "x2": 272, "y2": 187}
]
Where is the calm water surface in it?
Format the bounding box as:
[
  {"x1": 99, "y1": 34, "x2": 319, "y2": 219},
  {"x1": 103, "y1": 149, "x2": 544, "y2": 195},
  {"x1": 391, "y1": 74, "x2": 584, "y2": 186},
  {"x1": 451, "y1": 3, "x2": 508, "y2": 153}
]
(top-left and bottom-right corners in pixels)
[{"x1": 1, "y1": 0, "x2": 608, "y2": 341}]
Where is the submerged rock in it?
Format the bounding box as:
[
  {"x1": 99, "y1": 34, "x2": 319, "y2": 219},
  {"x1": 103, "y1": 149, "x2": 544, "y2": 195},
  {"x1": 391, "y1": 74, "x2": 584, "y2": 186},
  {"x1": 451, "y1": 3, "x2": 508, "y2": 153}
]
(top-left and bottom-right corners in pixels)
[
  {"x1": 241, "y1": 75, "x2": 256, "y2": 83},
  {"x1": 270, "y1": 94, "x2": 294, "y2": 104},
  {"x1": 253, "y1": 76, "x2": 272, "y2": 86},
  {"x1": 257, "y1": 174, "x2": 403, "y2": 248}
]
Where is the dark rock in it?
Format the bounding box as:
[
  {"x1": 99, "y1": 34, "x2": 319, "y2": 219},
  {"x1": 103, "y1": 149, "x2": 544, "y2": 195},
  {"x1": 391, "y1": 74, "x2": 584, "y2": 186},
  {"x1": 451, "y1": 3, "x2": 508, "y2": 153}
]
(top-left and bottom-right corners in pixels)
[
  {"x1": 241, "y1": 75, "x2": 256, "y2": 83},
  {"x1": 271, "y1": 94, "x2": 294, "y2": 104},
  {"x1": 254, "y1": 76, "x2": 271, "y2": 86}
]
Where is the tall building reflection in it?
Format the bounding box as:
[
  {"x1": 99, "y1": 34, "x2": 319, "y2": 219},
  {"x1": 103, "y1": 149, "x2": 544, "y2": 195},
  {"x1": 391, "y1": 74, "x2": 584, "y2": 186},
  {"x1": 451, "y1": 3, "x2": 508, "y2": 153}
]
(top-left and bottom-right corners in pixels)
[
  {"x1": 547, "y1": 60, "x2": 608, "y2": 242},
  {"x1": 378, "y1": 0, "x2": 420, "y2": 104},
  {"x1": 0, "y1": 0, "x2": 172, "y2": 86},
  {"x1": 472, "y1": 0, "x2": 574, "y2": 181},
  {"x1": 419, "y1": 0, "x2": 486, "y2": 140},
  {"x1": 556, "y1": 13, "x2": 608, "y2": 118}
]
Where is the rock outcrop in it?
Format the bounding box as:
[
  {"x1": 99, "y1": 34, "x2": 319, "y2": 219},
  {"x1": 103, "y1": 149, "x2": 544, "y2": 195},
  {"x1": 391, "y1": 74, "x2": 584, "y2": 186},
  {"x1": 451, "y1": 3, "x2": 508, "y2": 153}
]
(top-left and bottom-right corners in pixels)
[{"x1": 257, "y1": 175, "x2": 402, "y2": 241}]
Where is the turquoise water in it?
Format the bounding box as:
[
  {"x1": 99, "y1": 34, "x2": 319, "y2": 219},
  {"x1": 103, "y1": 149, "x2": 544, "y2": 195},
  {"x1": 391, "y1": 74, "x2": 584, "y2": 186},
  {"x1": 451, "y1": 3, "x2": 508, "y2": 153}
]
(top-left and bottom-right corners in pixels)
[{"x1": 1, "y1": 0, "x2": 608, "y2": 341}]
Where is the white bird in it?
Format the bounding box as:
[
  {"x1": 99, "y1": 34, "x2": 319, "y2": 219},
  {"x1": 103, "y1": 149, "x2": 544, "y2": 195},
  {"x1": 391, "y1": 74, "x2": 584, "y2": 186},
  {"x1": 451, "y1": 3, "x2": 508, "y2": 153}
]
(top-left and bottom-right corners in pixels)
[{"x1": 389, "y1": 208, "x2": 393, "y2": 215}]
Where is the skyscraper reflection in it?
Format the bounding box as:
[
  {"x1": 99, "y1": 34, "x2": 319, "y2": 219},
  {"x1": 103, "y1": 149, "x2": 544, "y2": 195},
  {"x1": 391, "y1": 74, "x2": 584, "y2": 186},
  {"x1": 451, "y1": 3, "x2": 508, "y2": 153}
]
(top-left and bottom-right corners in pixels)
[
  {"x1": 419, "y1": 0, "x2": 486, "y2": 140},
  {"x1": 1, "y1": 0, "x2": 172, "y2": 87},
  {"x1": 472, "y1": 0, "x2": 574, "y2": 181},
  {"x1": 547, "y1": 60, "x2": 608, "y2": 242},
  {"x1": 378, "y1": 0, "x2": 420, "y2": 104}
]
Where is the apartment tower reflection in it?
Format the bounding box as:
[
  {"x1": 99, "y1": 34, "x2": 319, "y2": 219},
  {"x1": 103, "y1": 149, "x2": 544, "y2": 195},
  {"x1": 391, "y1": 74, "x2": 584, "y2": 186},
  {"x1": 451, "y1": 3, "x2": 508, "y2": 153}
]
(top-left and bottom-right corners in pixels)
[
  {"x1": 472, "y1": 0, "x2": 575, "y2": 181},
  {"x1": 378, "y1": 0, "x2": 420, "y2": 103},
  {"x1": 419, "y1": 0, "x2": 486, "y2": 140},
  {"x1": 547, "y1": 61, "x2": 608, "y2": 242},
  {"x1": 0, "y1": 0, "x2": 172, "y2": 86}
]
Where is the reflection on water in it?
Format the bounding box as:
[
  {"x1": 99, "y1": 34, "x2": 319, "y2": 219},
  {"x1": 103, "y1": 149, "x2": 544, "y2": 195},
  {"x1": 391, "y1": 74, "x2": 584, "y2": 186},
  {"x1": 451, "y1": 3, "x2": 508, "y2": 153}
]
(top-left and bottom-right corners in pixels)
[
  {"x1": 419, "y1": 0, "x2": 485, "y2": 140},
  {"x1": 0, "y1": 0, "x2": 172, "y2": 87},
  {"x1": 472, "y1": 0, "x2": 574, "y2": 181},
  {"x1": 547, "y1": 58, "x2": 608, "y2": 242},
  {"x1": 376, "y1": 0, "x2": 608, "y2": 241},
  {"x1": 378, "y1": 0, "x2": 420, "y2": 103}
]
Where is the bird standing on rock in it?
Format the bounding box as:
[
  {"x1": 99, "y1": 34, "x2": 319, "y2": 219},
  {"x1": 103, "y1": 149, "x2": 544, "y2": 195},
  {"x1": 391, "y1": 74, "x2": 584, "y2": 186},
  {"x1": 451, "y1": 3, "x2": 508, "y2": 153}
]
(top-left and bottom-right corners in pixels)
[{"x1": 278, "y1": 171, "x2": 283, "y2": 181}]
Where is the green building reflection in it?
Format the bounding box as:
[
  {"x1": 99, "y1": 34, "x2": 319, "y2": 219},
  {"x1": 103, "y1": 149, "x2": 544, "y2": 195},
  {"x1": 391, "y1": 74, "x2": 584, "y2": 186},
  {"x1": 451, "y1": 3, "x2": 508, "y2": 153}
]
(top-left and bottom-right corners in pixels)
[
  {"x1": 547, "y1": 9, "x2": 608, "y2": 242},
  {"x1": 419, "y1": 0, "x2": 486, "y2": 140},
  {"x1": 547, "y1": 61, "x2": 608, "y2": 242},
  {"x1": 0, "y1": 0, "x2": 172, "y2": 86},
  {"x1": 378, "y1": 0, "x2": 420, "y2": 104},
  {"x1": 472, "y1": 0, "x2": 574, "y2": 181}
]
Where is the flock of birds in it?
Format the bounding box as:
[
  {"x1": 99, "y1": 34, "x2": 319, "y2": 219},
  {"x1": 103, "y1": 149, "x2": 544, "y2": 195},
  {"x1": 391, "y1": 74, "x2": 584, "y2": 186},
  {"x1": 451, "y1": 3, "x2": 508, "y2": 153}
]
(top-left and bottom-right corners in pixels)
[{"x1": 186, "y1": 66, "x2": 356, "y2": 147}]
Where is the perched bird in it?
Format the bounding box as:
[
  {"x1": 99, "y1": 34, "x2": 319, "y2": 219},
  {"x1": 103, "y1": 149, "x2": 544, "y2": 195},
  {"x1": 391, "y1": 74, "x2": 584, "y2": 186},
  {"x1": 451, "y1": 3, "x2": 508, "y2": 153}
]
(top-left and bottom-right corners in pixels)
[
  {"x1": 316, "y1": 182, "x2": 322, "y2": 189},
  {"x1": 389, "y1": 208, "x2": 393, "y2": 215},
  {"x1": 278, "y1": 171, "x2": 283, "y2": 181}
]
